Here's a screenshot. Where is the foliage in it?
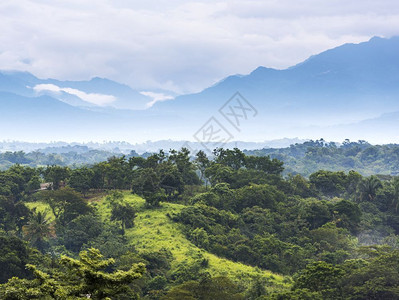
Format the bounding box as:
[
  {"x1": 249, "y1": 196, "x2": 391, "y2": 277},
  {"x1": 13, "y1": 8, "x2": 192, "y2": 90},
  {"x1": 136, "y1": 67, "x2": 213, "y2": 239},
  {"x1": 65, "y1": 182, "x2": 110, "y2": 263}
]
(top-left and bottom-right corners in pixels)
[
  {"x1": 1, "y1": 145, "x2": 399, "y2": 297},
  {"x1": 107, "y1": 192, "x2": 137, "y2": 233},
  {"x1": 0, "y1": 248, "x2": 146, "y2": 299},
  {"x1": 0, "y1": 234, "x2": 32, "y2": 283},
  {"x1": 22, "y1": 209, "x2": 53, "y2": 252},
  {"x1": 38, "y1": 187, "x2": 92, "y2": 225},
  {"x1": 246, "y1": 139, "x2": 399, "y2": 176},
  {"x1": 162, "y1": 276, "x2": 244, "y2": 300}
]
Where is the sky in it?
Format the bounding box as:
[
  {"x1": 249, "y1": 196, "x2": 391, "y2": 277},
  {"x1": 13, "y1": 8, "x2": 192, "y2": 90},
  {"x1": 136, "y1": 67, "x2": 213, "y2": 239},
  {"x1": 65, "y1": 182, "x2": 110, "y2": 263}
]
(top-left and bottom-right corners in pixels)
[{"x1": 0, "y1": 0, "x2": 399, "y2": 95}]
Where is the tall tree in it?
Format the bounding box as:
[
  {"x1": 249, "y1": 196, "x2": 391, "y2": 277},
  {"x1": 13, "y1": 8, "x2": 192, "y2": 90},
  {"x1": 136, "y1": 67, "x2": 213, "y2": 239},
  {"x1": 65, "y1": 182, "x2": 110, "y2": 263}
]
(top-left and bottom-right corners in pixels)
[
  {"x1": 69, "y1": 167, "x2": 94, "y2": 196},
  {"x1": 357, "y1": 175, "x2": 382, "y2": 202},
  {"x1": 195, "y1": 150, "x2": 211, "y2": 186},
  {"x1": 42, "y1": 166, "x2": 70, "y2": 190},
  {"x1": 22, "y1": 209, "x2": 53, "y2": 252},
  {"x1": 111, "y1": 202, "x2": 136, "y2": 234},
  {"x1": 39, "y1": 187, "x2": 92, "y2": 225}
]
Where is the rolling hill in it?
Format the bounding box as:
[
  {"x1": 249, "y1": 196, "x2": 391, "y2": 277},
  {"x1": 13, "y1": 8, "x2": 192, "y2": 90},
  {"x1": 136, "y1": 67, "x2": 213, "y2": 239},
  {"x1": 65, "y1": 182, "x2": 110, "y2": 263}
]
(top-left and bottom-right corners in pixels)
[{"x1": 27, "y1": 192, "x2": 289, "y2": 294}]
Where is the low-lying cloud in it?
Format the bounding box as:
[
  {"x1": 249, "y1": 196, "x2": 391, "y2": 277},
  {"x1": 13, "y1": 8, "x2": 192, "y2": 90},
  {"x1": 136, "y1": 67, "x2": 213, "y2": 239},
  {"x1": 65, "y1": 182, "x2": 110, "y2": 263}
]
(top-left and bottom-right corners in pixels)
[
  {"x1": 140, "y1": 91, "x2": 175, "y2": 108},
  {"x1": 33, "y1": 83, "x2": 116, "y2": 106}
]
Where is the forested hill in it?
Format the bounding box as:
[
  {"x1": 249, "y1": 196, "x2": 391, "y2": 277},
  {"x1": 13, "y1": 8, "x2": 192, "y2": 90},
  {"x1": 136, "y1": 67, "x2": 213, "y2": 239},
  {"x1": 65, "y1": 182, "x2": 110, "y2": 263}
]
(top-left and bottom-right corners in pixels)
[
  {"x1": 245, "y1": 139, "x2": 399, "y2": 176},
  {"x1": 2, "y1": 139, "x2": 399, "y2": 177},
  {"x1": 1, "y1": 148, "x2": 399, "y2": 298}
]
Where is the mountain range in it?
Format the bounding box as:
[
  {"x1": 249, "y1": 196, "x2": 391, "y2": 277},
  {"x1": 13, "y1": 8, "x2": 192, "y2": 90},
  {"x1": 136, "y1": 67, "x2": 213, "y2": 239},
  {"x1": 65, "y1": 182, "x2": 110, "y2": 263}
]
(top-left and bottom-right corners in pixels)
[{"x1": 0, "y1": 36, "x2": 398, "y2": 144}]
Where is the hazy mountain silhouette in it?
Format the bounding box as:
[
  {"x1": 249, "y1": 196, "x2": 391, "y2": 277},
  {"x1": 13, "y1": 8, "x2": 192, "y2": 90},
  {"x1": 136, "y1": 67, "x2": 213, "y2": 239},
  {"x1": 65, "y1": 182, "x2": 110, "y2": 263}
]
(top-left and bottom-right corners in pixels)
[{"x1": 1, "y1": 36, "x2": 398, "y2": 143}]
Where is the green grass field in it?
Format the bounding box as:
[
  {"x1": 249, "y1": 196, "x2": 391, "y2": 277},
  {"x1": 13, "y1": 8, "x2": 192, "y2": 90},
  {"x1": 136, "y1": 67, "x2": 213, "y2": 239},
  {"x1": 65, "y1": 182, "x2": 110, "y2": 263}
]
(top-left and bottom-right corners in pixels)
[{"x1": 25, "y1": 201, "x2": 55, "y2": 221}]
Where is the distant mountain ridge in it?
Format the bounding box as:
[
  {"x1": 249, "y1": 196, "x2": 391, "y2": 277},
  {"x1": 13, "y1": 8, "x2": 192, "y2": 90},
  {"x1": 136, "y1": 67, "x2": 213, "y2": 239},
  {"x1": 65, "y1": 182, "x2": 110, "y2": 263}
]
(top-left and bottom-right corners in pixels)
[
  {"x1": 0, "y1": 36, "x2": 399, "y2": 142},
  {"x1": 0, "y1": 138, "x2": 306, "y2": 154},
  {"x1": 0, "y1": 70, "x2": 151, "y2": 110},
  {"x1": 150, "y1": 36, "x2": 399, "y2": 142},
  {"x1": 153, "y1": 36, "x2": 399, "y2": 114}
]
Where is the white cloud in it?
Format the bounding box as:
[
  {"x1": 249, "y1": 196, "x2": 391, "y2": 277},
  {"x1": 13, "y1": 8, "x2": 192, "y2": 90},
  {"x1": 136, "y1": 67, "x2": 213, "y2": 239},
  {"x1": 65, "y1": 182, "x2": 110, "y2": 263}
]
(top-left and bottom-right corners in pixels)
[
  {"x1": 0, "y1": 0, "x2": 398, "y2": 93},
  {"x1": 140, "y1": 91, "x2": 174, "y2": 107},
  {"x1": 33, "y1": 84, "x2": 62, "y2": 93},
  {"x1": 33, "y1": 83, "x2": 116, "y2": 106}
]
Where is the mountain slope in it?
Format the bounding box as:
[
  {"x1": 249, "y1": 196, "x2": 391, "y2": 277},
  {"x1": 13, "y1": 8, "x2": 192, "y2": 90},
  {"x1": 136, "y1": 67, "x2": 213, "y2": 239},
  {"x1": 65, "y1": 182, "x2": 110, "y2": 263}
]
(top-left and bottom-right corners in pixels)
[
  {"x1": 0, "y1": 88, "x2": 182, "y2": 142},
  {"x1": 154, "y1": 36, "x2": 399, "y2": 111},
  {"x1": 0, "y1": 71, "x2": 151, "y2": 110},
  {"x1": 0, "y1": 91, "x2": 137, "y2": 141},
  {"x1": 150, "y1": 36, "x2": 399, "y2": 142}
]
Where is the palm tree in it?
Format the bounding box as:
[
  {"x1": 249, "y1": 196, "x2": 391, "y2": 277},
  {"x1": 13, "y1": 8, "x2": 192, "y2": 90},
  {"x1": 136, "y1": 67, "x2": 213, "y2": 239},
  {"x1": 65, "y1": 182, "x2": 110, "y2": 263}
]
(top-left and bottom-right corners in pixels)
[
  {"x1": 357, "y1": 176, "x2": 382, "y2": 202},
  {"x1": 22, "y1": 209, "x2": 53, "y2": 252}
]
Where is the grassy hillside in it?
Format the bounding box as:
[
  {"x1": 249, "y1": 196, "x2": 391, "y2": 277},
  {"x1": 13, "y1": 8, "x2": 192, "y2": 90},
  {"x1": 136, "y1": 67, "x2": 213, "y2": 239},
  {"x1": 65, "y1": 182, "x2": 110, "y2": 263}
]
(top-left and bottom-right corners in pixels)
[
  {"x1": 26, "y1": 192, "x2": 289, "y2": 292},
  {"x1": 94, "y1": 192, "x2": 289, "y2": 291}
]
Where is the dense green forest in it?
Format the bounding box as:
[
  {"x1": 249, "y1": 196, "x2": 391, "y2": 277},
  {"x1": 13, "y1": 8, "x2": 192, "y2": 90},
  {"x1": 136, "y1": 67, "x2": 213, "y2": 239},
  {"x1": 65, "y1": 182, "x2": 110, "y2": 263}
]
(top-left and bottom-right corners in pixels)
[
  {"x1": 3, "y1": 140, "x2": 399, "y2": 177},
  {"x1": 0, "y1": 148, "x2": 141, "y2": 170},
  {"x1": 246, "y1": 139, "x2": 399, "y2": 176},
  {"x1": 1, "y1": 147, "x2": 399, "y2": 299}
]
